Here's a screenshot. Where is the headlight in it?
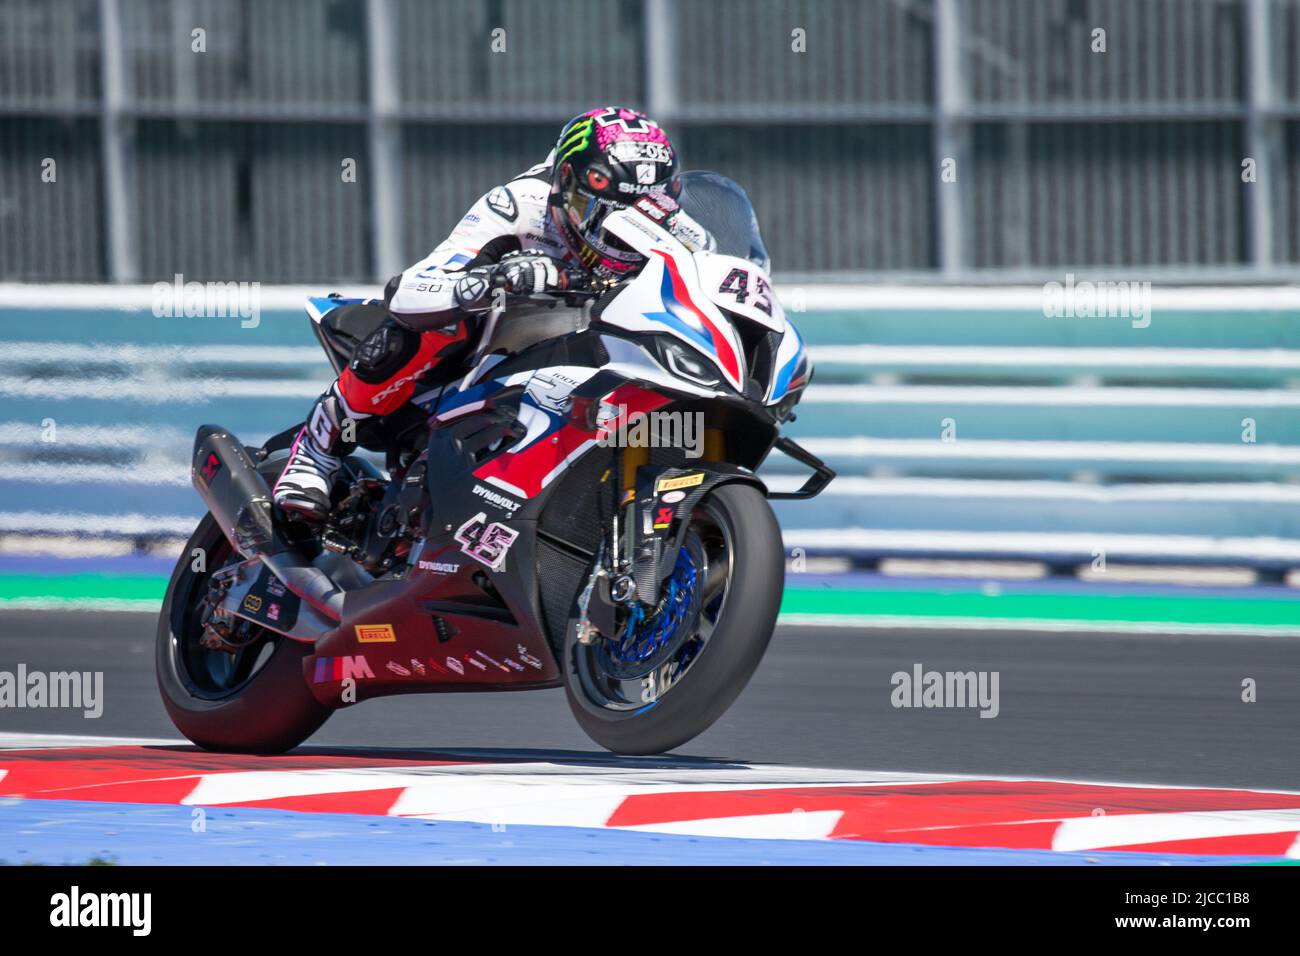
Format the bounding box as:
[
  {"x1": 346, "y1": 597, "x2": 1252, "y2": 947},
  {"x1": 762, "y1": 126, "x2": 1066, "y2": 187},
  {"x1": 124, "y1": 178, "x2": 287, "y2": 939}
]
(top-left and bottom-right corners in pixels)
[
  {"x1": 657, "y1": 338, "x2": 722, "y2": 388},
  {"x1": 773, "y1": 392, "x2": 800, "y2": 422}
]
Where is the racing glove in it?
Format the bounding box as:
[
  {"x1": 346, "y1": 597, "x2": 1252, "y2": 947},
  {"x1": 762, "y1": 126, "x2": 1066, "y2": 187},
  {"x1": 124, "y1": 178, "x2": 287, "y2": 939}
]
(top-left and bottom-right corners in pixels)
[
  {"x1": 451, "y1": 252, "x2": 569, "y2": 315},
  {"x1": 494, "y1": 251, "x2": 566, "y2": 296}
]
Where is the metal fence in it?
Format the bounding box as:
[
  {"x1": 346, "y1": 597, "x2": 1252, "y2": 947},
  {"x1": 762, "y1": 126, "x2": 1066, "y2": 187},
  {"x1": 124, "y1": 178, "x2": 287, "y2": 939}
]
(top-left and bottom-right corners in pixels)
[{"x1": 1, "y1": 0, "x2": 1299, "y2": 282}]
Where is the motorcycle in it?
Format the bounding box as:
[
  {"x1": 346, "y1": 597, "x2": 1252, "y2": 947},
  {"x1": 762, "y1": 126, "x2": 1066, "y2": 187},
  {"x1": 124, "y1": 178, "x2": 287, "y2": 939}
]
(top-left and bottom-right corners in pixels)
[{"x1": 156, "y1": 172, "x2": 834, "y2": 755}]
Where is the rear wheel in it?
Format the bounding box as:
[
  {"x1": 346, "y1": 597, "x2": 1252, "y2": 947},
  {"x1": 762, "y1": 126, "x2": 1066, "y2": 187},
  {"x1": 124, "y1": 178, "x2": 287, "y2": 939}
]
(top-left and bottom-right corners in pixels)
[
  {"x1": 563, "y1": 481, "x2": 783, "y2": 755},
  {"x1": 155, "y1": 514, "x2": 331, "y2": 754}
]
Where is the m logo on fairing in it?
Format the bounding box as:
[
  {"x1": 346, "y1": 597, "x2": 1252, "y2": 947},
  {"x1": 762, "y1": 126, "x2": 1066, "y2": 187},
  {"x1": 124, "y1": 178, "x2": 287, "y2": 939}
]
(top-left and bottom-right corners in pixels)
[{"x1": 313, "y1": 655, "x2": 375, "y2": 683}]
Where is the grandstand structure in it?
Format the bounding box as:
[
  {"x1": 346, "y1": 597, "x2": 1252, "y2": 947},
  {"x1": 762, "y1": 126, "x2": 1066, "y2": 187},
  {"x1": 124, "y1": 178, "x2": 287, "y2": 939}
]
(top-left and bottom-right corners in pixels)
[{"x1": 2, "y1": 0, "x2": 1300, "y2": 281}]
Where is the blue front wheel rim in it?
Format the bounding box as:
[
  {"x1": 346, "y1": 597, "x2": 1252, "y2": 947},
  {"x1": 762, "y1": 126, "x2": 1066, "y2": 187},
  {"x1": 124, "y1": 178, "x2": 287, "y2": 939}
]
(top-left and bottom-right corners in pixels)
[{"x1": 571, "y1": 498, "x2": 735, "y2": 713}]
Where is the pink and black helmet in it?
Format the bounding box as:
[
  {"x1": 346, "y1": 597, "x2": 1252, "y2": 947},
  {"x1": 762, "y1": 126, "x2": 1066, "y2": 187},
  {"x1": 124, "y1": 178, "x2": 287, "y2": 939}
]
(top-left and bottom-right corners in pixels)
[{"x1": 549, "y1": 107, "x2": 680, "y2": 277}]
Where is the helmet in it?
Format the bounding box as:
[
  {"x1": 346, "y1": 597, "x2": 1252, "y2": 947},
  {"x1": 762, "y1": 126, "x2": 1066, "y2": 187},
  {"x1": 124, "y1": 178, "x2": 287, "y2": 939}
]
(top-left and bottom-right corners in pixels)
[{"x1": 548, "y1": 107, "x2": 679, "y2": 277}]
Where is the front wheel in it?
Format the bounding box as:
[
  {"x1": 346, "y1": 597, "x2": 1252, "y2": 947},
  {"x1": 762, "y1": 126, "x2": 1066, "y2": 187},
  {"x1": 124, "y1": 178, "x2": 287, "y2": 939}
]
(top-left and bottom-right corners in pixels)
[{"x1": 563, "y1": 481, "x2": 783, "y2": 755}]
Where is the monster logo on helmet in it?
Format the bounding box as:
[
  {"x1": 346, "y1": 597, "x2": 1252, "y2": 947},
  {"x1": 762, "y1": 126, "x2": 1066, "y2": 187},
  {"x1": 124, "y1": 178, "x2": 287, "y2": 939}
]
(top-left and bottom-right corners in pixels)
[{"x1": 549, "y1": 107, "x2": 680, "y2": 277}]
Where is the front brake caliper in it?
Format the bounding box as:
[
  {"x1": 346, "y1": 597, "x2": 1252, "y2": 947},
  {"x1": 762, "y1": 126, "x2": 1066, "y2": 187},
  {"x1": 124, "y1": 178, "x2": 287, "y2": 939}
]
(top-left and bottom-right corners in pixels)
[{"x1": 631, "y1": 467, "x2": 709, "y2": 604}]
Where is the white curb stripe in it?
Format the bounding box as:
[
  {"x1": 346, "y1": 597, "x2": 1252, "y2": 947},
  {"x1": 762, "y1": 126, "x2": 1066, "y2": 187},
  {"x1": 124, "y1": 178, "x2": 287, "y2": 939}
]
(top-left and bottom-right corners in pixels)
[{"x1": 1053, "y1": 808, "x2": 1300, "y2": 852}]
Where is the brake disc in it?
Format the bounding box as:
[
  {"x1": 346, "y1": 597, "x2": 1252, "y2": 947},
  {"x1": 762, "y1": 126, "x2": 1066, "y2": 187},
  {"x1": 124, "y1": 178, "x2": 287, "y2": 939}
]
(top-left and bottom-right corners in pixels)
[{"x1": 597, "y1": 537, "x2": 705, "y2": 681}]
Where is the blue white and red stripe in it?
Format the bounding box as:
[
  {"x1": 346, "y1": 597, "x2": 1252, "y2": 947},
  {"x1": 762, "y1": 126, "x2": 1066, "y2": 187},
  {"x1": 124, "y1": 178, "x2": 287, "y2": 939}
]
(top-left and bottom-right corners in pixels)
[{"x1": 1, "y1": 735, "x2": 1296, "y2": 865}]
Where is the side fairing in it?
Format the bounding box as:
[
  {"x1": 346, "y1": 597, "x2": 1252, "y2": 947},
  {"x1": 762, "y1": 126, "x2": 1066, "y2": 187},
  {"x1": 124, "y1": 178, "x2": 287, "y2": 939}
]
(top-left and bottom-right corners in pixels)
[
  {"x1": 469, "y1": 365, "x2": 606, "y2": 500},
  {"x1": 768, "y1": 319, "x2": 812, "y2": 405}
]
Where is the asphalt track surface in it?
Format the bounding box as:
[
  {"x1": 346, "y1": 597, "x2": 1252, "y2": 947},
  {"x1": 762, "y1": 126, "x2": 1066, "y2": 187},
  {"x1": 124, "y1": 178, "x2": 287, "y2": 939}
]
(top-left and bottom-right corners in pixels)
[{"x1": 0, "y1": 609, "x2": 1297, "y2": 792}]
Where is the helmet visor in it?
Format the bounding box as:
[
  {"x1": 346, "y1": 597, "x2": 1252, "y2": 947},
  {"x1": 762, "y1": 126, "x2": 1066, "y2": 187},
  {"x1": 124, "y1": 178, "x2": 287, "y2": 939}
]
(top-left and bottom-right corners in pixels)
[
  {"x1": 563, "y1": 180, "x2": 614, "y2": 236},
  {"x1": 561, "y1": 183, "x2": 636, "y2": 263}
]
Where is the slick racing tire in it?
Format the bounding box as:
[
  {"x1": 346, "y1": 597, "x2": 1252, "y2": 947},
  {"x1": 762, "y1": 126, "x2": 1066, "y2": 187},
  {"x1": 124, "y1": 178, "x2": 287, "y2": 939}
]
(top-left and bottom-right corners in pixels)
[
  {"x1": 156, "y1": 513, "x2": 331, "y2": 754},
  {"x1": 563, "y1": 481, "x2": 783, "y2": 755}
]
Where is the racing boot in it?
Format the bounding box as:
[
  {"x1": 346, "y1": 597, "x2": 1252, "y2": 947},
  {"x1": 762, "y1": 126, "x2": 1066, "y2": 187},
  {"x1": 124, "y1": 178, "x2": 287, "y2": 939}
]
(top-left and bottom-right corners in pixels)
[{"x1": 273, "y1": 387, "x2": 359, "y2": 521}]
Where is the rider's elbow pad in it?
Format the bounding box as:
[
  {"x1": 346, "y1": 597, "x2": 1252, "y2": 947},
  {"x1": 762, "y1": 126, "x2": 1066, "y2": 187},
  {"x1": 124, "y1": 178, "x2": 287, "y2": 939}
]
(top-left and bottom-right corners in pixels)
[{"x1": 451, "y1": 268, "x2": 495, "y2": 313}]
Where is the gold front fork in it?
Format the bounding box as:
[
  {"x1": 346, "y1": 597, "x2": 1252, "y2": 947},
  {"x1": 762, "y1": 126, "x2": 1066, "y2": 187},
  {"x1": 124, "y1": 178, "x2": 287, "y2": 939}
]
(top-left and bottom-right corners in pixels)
[
  {"x1": 622, "y1": 445, "x2": 649, "y2": 496},
  {"x1": 703, "y1": 427, "x2": 725, "y2": 462}
]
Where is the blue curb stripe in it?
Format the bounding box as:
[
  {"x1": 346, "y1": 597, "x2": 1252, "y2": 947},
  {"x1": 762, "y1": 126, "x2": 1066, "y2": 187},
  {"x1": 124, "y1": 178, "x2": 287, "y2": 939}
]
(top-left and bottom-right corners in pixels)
[{"x1": 0, "y1": 799, "x2": 1283, "y2": 866}]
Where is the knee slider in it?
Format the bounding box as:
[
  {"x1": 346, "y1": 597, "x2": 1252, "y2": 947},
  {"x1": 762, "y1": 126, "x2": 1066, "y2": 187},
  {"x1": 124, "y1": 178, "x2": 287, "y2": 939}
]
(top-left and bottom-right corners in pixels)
[{"x1": 350, "y1": 319, "x2": 422, "y2": 384}]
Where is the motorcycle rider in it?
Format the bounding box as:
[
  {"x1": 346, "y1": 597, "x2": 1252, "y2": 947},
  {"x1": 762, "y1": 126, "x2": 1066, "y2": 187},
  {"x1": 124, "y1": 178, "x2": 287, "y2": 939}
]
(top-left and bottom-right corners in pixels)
[{"x1": 274, "y1": 106, "x2": 708, "y2": 520}]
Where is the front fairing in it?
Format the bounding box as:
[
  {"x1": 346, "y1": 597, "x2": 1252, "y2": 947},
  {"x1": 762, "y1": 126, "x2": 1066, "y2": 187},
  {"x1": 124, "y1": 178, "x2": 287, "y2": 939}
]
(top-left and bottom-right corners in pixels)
[{"x1": 596, "y1": 210, "x2": 812, "y2": 410}]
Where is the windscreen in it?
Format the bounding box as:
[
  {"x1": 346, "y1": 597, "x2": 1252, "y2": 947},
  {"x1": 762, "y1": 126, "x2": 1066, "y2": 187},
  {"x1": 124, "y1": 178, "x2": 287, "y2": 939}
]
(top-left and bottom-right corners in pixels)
[{"x1": 675, "y1": 170, "x2": 771, "y2": 272}]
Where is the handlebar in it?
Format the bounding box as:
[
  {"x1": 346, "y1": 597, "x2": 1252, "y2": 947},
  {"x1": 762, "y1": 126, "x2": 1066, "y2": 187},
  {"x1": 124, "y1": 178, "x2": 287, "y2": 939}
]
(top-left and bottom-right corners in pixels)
[
  {"x1": 558, "y1": 267, "x2": 619, "y2": 298},
  {"x1": 488, "y1": 258, "x2": 619, "y2": 304}
]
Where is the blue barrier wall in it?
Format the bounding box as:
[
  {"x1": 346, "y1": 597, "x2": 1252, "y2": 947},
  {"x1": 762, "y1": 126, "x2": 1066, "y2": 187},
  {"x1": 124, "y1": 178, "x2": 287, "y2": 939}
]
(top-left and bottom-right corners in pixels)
[{"x1": 0, "y1": 292, "x2": 1296, "y2": 568}]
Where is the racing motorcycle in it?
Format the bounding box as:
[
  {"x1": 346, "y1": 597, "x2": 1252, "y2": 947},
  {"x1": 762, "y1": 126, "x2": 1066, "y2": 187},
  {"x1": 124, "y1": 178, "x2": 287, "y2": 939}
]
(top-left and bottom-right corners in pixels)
[{"x1": 156, "y1": 172, "x2": 833, "y2": 755}]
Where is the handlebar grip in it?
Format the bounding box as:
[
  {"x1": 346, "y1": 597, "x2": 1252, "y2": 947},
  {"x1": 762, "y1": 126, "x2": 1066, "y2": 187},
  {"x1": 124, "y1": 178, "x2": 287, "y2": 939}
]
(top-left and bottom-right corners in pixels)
[{"x1": 560, "y1": 267, "x2": 589, "y2": 292}]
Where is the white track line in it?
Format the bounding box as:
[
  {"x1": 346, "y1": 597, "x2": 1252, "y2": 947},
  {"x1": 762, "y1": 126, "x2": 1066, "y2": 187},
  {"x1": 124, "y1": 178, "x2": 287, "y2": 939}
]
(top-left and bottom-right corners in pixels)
[
  {"x1": 0, "y1": 463, "x2": 190, "y2": 485},
  {"x1": 805, "y1": 384, "x2": 1300, "y2": 406},
  {"x1": 0, "y1": 732, "x2": 183, "y2": 749},
  {"x1": 777, "y1": 613, "x2": 1300, "y2": 638},
  {"x1": 0, "y1": 376, "x2": 328, "y2": 402},
  {"x1": 0, "y1": 511, "x2": 198, "y2": 534},
  {"x1": 777, "y1": 284, "x2": 1300, "y2": 311},
  {"x1": 808, "y1": 344, "x2": 1300, "y2": 369},
  {"x1": 766, "y1": 475, "x2": 1300, "y2": 503},
  {"x1": 0, "y1": 283, "x2": 379, "y2": 310},
  {"x1": 783, "y1": 527, "x2": 1300, "y2": 561},
  {"x1": 0, "y1": 598, "x2": 163, "y2": 613},
  {"x1": 797, "y1": 436, "x2": 1300, "y2": 466},
  {"x1": 0, "y1": 342, "x2": 325, "y2": 365}
]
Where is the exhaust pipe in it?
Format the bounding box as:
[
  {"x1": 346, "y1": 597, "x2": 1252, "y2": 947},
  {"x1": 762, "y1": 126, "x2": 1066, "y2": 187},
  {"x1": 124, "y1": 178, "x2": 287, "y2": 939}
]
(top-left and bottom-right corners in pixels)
[{"x1": 192, "y1": 425, "x2": 344, "y2": 622}]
